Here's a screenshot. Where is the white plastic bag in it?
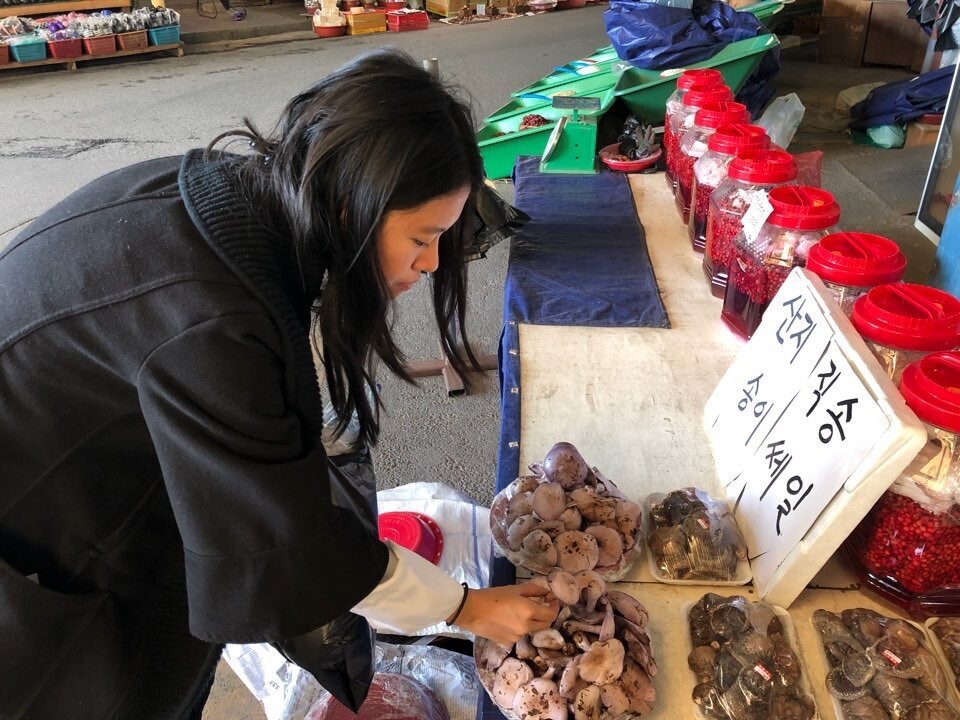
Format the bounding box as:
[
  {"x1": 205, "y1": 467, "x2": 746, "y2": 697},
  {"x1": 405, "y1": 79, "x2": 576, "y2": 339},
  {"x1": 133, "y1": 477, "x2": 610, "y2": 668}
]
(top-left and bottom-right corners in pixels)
[{"x1": 755, "y1": 93, "x2": 806, "y2": 149}]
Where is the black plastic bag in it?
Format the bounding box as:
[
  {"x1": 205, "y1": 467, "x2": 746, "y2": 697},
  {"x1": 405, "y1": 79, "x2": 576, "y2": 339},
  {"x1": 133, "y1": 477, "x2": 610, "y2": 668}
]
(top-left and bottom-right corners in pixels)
[
  {"x1": 604, "y1": 0, "x2": 766, "y2": 70},
  {"x1": 273, "y1": 457, "x2": 380, "y2": 712}
]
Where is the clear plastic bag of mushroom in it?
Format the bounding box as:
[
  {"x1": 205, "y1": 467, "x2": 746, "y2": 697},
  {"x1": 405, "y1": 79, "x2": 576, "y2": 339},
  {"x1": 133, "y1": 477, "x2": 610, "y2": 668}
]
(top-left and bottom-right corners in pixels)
[
  {"x1": 686, "y1": 593, "x2": 818, "y2": 720},
  {"x1": 475, "y1": 569, "x2": 657, "y2": 720},
  {"x1": 812, "y1": 608, "x2": 960, "y2": 720},
  {"x1": 928, "y1": 617, "x2": 960, "y2": 697},
  {"x1": 489, "y1": 442, "x2": 644, "y2": 581},
  {"x1": 644, "y1": 488, "x2": 751, "y2": 585}
]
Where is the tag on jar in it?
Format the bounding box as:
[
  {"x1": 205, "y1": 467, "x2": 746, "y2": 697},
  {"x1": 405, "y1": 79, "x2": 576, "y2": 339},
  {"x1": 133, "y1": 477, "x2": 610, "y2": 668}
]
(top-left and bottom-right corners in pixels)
[{"x1": 740, "y1": 190, "x2": 773, "y2": 244}]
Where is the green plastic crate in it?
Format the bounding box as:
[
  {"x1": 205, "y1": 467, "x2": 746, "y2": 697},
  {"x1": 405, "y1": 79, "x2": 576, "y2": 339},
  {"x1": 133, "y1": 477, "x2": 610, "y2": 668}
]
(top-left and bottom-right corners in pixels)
[
  {"x1": 512, "y1": 52, "x2": 619, "y2": 99},
  {"x1": 741, "y1": 0, "x2": 784, "y2": 27},
  {"x1": 477, "y1": 95, "x2": 614, "y2": 180},
  {"x1": 612, "y1": 33, "x2": 780, "y2": 122}
]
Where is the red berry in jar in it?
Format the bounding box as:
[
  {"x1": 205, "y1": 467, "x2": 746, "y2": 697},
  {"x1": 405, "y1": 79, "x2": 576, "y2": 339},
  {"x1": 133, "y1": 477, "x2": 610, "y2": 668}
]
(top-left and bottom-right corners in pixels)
[{"x1": 721, "y1": 185, "x2": 840, "y2": 340}]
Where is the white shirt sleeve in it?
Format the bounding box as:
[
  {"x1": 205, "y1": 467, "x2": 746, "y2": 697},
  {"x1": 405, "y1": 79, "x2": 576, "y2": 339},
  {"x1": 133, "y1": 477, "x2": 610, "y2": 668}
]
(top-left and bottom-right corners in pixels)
[{"x1": 350, "y1": 540, "x2": 465, "y2": 634}]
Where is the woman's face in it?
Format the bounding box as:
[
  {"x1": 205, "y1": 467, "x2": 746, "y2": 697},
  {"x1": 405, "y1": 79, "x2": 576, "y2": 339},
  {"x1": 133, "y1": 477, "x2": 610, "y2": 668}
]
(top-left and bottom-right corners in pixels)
[{"x1": 377, "y1": 186, "x2": 471, "y2": 297}]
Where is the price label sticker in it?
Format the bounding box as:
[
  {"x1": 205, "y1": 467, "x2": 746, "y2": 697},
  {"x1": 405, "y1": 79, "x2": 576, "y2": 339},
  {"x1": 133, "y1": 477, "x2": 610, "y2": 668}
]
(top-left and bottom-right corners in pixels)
[{"x1": 740, "y1": 190, "x2": 773, "y2": 244}]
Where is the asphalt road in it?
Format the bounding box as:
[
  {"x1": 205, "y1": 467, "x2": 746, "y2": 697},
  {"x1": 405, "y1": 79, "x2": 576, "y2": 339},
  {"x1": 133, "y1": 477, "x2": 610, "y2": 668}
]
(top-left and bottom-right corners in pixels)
[{"x1": 1, "y1": 8, "x2": 612, "y2": 502}]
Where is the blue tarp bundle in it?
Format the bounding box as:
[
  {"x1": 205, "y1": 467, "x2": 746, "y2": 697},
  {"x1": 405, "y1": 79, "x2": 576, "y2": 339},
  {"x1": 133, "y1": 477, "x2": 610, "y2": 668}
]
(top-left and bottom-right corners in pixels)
[
  {"x1": 604, "y1": 0, "x2": 766, "y2": 69},
  {"x1": 604, "y1": 0, "x2": 780, "y2": 116},
  {"x1": 849, "y1": 64, "x2": 956, "y2": 130}
]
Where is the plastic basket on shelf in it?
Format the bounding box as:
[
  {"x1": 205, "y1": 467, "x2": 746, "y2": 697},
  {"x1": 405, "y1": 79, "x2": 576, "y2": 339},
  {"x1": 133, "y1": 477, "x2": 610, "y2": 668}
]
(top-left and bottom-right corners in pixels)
[
  {"x1": 0, "y1": 44, "x2": 9, "y2": 65},
  {"x1": 48, "y1": 38, "x2": 82, "y2": 59},
  {"x1": 147, "y1": 25, "x2": 181, "y2": 46},
  {"x1": 9, "y1": 43, "x2": 47, "y2": 63},
  {"x1": 82, "y1": 35, "x2": 117, "y2": 56},
  {"x1": 116, "y1": 30, "x2": 148, "y2": 51}
]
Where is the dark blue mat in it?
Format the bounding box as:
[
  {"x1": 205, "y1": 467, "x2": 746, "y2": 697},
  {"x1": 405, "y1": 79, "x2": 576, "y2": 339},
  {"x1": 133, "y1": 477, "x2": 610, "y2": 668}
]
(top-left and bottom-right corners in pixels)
[{"x1": 480, "y1": 157, "x2": 668, "y2": 720}]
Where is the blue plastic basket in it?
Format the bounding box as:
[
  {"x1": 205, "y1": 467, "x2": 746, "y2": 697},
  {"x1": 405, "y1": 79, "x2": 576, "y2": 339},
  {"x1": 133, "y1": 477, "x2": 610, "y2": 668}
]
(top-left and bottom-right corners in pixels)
[
  {"x1": 147, "y1": 25, "x2": 180, "y2": 46},
  {"x1": 9, "y1": 42, "x2": 47, "y2": 63}
]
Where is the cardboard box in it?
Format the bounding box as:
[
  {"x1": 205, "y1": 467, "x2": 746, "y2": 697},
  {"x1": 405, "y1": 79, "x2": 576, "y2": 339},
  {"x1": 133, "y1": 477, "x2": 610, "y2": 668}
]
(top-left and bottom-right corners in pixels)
[
  {"x1": 905, "y1": 119, "x2": 943, "y2": 148},
  {"x1": 345, "y1": 9, "x2": 386, "y2": 33},
  {"x1": 425, "y1": 0, "x2": 468, "y2": 16},
  {"x1": 819, "y1": 0, "x2": 928, "y2": 70}
]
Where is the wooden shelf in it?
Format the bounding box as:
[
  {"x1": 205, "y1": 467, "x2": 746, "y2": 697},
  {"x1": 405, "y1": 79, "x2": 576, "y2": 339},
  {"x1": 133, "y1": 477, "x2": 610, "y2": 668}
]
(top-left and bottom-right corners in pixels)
[
  {"x1": 0, "y1": 0, "x2": 131, "y2": 19},
  {"x1": 0, "y1": 41, "x2": 182, "y2": 72}
]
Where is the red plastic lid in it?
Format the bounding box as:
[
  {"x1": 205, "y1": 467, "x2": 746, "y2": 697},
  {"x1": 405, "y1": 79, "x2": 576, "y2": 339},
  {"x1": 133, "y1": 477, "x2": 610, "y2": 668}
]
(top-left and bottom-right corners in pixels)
[
  {"x1": 899, "y1": 352, "x2": 960, "y2": 432},
  {"x1": 693, "y1": 101, "x2": 749, "y2": 130},
  {"x1": 682, "y1": 83, "x2": 733, "y2": 109},
  {"x1": 378, "y1": 511, "x2": 444, "y2": 565},
  {"x1": 851, "y1": 283, "x2": 960, "y2": 351},
  {"x1": 919, "y1": 113, "x2": 944, "y2": 125},
  {"x1": 706, "y1": 124, "x2": 769, "y2": 155},
  {"x1": 806, "y1": 232, "x2": 907, "y2": 287},
  {"x1": 766, "y1": 185, "x2": 840, "y2": 231},
  {"x1": 728, "y1": 149, "x2": 797, "y2": 184},
  {"x1": 677, "y1": 68, "x2": 723, "y2": 91}
]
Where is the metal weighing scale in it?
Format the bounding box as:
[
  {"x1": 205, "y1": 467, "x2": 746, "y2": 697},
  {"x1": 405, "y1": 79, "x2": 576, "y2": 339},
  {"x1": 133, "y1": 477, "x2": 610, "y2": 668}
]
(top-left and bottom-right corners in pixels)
[{"x1": 539, "y1": 96, "x2": 603, "y2": 175}]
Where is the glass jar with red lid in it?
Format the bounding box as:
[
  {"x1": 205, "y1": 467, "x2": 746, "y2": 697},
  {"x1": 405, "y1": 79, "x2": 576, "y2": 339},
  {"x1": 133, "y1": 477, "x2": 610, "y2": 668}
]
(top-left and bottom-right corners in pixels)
[
  {"x1": 666, "y1": 83, "x2": 733, "y2": 193},
  {"x1": 847, "y1": 351, "x2": 960, "y2": 618},
  {"x1": 663, "y1": 69, "x2": 724, "y2": 186},
  {"x1": 722, "y1": 185, "x2": 841, "y2": 340},
  {"x1": 850, "y1": 283, "x2": 960, "y2": 384},
  {"x1": 675, "y1": 101, "x2": 749, "y2": 223},
  {"x1": 806, "y1": 232, "x2": 907, "y2": 316},
  {"x1": 689, "y1": 124, "x2": 769, "y2": 254},
  {"x1": 704, "y1": 149, "x2": 797, "y2": 299}
]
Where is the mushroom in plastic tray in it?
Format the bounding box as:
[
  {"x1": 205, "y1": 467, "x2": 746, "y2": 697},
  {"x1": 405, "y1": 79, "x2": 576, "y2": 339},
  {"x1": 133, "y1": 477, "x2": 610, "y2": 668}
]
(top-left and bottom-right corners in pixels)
[
  {"x1": 646, "y1": 487, "x2": 749, "y2": 584},
  {"x1": 686, "y1": 593, "x2": 817, "y2": 720},
  {"x1": 490, "y1": 442, "x2": 643, "y2": 580},
  {"x1": 930, "y1": 617, "x2": 960, "y2": 694},
  {"x1": 475, "y1": 570, "x2": 657, "y2": 719},
  {"x1": 812, "y1": 608, "x2": 958, "y2": 720}
]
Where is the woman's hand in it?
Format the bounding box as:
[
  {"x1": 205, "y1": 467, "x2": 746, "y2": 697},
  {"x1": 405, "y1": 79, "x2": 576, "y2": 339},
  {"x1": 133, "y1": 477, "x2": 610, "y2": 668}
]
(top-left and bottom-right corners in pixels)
[{"x1": 449, "y1": 582, "x2": 559, "y2": 646}]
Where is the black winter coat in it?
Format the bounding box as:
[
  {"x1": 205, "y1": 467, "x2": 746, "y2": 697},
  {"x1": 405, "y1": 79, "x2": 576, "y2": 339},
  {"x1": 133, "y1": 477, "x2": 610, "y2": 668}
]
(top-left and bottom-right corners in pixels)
[{"x1": 0, "y1": 152, "x2": 389, "y2": 719}]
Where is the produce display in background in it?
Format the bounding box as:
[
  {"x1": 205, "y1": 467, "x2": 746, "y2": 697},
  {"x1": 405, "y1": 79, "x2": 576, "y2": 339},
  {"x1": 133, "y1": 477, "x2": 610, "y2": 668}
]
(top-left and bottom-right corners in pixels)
[
  {"x1": 687, "y1": 594, "x2": 816, "y2": 720},
  {"x1": 930, "y1": 618, "x2": 960, "y2": 694},
  {"x1": 646, "y1": 488, "x2": 748, "y2": 583},
  {"x1": 519, "y1": 113, "x2": 550, "y2": 131},
  {"x1": 812, "y1": 608, "x2": 958, "y2": 719},
  {"x1": 475, "y1": 569, "x2": 657, "y2": 720},
  {"x1": 489, "y1": 442, "x2": 643, "y2": 580}
]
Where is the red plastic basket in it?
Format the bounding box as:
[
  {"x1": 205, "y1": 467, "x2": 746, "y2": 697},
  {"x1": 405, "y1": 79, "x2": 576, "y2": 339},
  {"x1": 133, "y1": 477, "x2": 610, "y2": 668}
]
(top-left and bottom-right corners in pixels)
[
  {"x1": 384, "y1": 0, "x2": 406, "y2": 9},
  {"x1": 387, "y1": 9, "x2": 429, "y2": 30},
  {"x1": 48, "y1": 38, "x2": 82, "y2": 59},
  {"x1": 116, "y1": 30, "x2": 148, "y2": 51},
  {"x1": 82, "y1": 35, "x2": 117, "y2": 56},
  {"x1": 0, "y1": 44, "x2": 8, "y2": 66}
]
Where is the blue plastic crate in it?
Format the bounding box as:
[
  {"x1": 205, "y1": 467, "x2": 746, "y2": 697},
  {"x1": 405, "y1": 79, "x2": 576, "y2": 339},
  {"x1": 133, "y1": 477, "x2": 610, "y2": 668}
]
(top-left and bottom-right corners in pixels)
[
  {"x1": 147, "y1": 25, "x2": 180, "y2": 46},
  {"x1": 9, "y1": 42, "x2": 47, "y2": 63}
]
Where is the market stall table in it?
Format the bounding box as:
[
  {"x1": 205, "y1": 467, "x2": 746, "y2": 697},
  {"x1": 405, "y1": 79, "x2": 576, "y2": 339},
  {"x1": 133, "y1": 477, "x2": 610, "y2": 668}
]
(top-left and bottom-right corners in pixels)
[{"x1": 480, "y1": 167, "x2": 956, "y2": 719}]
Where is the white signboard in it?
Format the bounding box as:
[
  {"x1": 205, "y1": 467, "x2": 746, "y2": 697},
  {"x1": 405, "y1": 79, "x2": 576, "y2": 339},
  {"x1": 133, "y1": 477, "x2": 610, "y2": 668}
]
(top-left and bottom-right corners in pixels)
[{"x1": 704, "y1": 268, "x2": 921, "y2": 606}]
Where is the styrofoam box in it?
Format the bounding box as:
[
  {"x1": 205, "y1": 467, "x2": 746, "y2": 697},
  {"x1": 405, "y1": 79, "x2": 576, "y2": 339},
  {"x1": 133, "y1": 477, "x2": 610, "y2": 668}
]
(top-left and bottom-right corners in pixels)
[{"x1": 703, "y1": 268, "x2": 927, "y2": 609}]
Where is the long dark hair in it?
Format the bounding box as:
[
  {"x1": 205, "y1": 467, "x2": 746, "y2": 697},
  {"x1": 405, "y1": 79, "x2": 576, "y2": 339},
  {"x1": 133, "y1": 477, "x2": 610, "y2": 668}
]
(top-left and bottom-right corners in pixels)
[{"x1": 213, "y1": 48, "x2": 484, "y2": 446}]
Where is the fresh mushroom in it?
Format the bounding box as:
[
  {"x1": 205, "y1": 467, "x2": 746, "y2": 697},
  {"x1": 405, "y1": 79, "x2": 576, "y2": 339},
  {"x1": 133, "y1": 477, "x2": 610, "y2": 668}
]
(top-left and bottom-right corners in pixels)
[
  {"x1": 585, "y1": 525, "x2": 624, "y2": 568},
  {"x1": 579, "y1": 639, "x2": 625, "y2": 685},
  {"x1": 615, "y1": 500, "x2": 642, "y2": 541},
  {"x1": 479, "y1": 641, "x2": 512, "y2": 672},
  {"x1": 542, "y1": 442, "x2": 590, "y2": 490},
  {"x1": 559, "y1": 655, "x2": 588, "y2": 700},
  {"x1": 607, "y1": 590, "x2": 649, "y2": 631},
  {"x1": 507, "y1": 515, "x2": 540, "y2": 551},
  {"x1": 574, "y1": 570, "x2": 606, "y2": 613},
  {"x1": 554, "y1": 531, "x2": 600, "y2": 573},
  {"x1": 572, "y1": 685, "x2": 602, "y2": 720},
  {"x1": 511, "y1": 475, "x2": 542, "y2": 496},
  {"x1": 492, "y1": 658, "x2": 534, "y2": 710},
  {"x1": 506, "y1": 492, "x2": 534, "y2": 524},
  {"x1": 569, "y1": 487, "x2": 617, "y2": 524},
  {"x1": 559, "y1": 506, "x2": 583, "y2": 532},
  {"x1": 547, "y1": 570, "x2": 580, "y2": 606},
  {"x1": 532, "y1": 482, "x2": 567, "y2": 522},
  {"x1": 599, "y1": 682, "x2": 630, "y2": 715},
  {"x1": 512, "y1": 677, "x2": 566, "y2": 720},
  {"x1": 521, "y1": 529, "x2": 558, "y2": 568},
  {"x1": 621, "y1": 657, "x2": 656, "y2": 705},
  {"x1": 531, "y1": 629, "x2": 567, "y2": 651},
  {"x1": 515, "y1": 635, "x2": 537, "y2": 662}
]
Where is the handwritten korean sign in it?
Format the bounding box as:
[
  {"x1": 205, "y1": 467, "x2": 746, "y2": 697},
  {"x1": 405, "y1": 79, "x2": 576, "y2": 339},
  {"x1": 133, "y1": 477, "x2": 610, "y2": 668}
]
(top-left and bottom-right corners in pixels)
[{"x1": 706, "y1": 269, "x2": 890, "y2": 566}]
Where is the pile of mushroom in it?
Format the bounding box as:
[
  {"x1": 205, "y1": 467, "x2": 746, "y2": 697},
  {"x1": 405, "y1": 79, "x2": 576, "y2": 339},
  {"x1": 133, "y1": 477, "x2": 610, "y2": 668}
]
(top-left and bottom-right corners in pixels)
[
  {"x1": 475, "y1": 569, "x2": 658, "y2": 720},
  {"x1": 490, "y1": 442, "x2": 644, "y2": 580}
]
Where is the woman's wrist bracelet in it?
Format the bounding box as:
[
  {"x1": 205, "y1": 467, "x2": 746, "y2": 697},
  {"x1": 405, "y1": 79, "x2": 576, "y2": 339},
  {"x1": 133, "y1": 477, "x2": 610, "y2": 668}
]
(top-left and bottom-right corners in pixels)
[{"x1": 445, "y1": 582, "x2": 470, "y2": 627}]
